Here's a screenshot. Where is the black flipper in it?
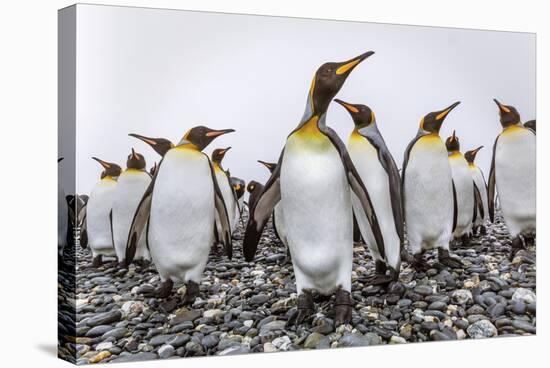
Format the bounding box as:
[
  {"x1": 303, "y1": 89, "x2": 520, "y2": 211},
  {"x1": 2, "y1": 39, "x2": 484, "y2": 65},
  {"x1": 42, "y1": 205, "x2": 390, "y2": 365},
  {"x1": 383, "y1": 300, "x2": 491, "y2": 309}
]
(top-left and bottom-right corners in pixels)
[
  {"x1": 488, "y1": 136, "x2": 499, "y2": 222},
  {"x1": 401, "y1": 133, "x2": 426, "y2": 188},
  {"x1": 320, "y1": 126, "x2": 386, "y2": 259},
  {"x1": 79, "y1": 208, "x2": 88, "y2": 249},
  {"x1": 451, "y1": 180, "x2": 458, "y2": 233},
  {"x1": 243, "y1": 153, "x2": 283, "y2": 261},
  {"x1": 360, "y1": 129, "x2": 404, "y2": 245},
  {"x1": 207, "y1": 155, "x2": 233, "y2": 259},
  {"x1": 109, "y1": 209, "x2": 115, "y2": 248},
  {"x1": 125, "y1": 160, "x2": 162, "y2": 264},
  {"x1": 352, "y1": 211, "x2": 362, "y2": 243},
  {"x1": 473, "y1": 181, "x2": 484, "y2": 223}
]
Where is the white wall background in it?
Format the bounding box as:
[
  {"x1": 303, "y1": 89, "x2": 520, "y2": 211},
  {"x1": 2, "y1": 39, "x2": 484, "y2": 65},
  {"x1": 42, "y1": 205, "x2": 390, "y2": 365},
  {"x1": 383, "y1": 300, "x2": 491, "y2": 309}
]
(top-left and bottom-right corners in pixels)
[{"x1": 73, "y1": 4, "x2": 535, "y2": 194}]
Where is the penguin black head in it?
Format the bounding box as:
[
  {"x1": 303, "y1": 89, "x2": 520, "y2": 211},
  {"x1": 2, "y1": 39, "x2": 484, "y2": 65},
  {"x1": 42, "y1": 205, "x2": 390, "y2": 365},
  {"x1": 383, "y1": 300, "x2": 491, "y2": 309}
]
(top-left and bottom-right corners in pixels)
[
  {"x1": 308, "y1": 51, "x2": 374, "y2": 115},
  {"x1": 211, "y1": 147, "x2": 232, "y2": 165},
  {"x1": 126, "y1": 148, "x2": 146, "y2": 170},
  {"x1": 524, "y1": 119, "x2": 536, "y2": 132},
  {"x1": 230, "y1": 177, "x2": 246, "y2": 199},
  {"x1": 247, "y1": 180, "x2": 260, "y2": 193},
  {"x1": 179, "y1": 126, "x2": 235, "y2": 151},
  {"x1": 92, "y1": 157, "x2": 121, "y2": 179},
  {"x1": 420, "y1": 101, "x2": 461, "y2": 134},
  {"x1": 129, "y1": 133, "x2": 174, "y2": 157},
  {"x1": 257, "y1": 160, "x2": 277, "y2": 174},
  {"x1": 445, "y1": 130, "x2": 460, "y2": 152},
  {"x1": 149, "y1": 162, "x2": 158, "y2": 176},
  {"x1": 494, "y1": 99, "x2": 521, "y2": 128},
  {"x1": 334, "y1": 99, "x2": 375, "y2": 128},
  {"x1": 464, "y1": 146, "x2": 484, "y2": 164}
]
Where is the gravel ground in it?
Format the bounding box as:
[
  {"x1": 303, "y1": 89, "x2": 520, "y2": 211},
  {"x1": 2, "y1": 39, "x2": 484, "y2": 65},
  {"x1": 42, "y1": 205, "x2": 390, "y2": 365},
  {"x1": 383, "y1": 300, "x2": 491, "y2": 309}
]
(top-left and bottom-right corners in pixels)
[{"x1": 58, "y1": 211, "x2": 536, "y2": 364}]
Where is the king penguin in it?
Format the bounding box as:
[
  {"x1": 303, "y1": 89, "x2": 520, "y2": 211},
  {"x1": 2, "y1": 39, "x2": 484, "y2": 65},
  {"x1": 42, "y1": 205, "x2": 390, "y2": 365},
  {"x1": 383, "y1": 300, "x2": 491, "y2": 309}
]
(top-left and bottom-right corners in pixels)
[
  {"x1": 489, "y1": 99, "x2": 536, "y2": 256},
  {"x1": 402, "y1": 102, "x2": 463, "y2": 270},
  {"x1": 246, "y1": 181, "x2": 263, "y2": 213},
  {"x1": 445, "y1": 131, "x2": 475, "y2": 245},
  {"x1": 87, "y1": 157, "x2": 122, "y2": 267},
  {"x1": 464, "y1": 146, "x2": 488, "y2": 236},
  {"x1": 334, "y1": 99, "x2": 403, "y2": 284},
  {"x1": 126, "y1": 126, "x2": 235, "y2": 301},
  {"x1": 524, "y1": 119, "x2": 536, "y2": 133},
  {"x1": 257, "y1": 160, "x2": 288, "y2": 249},
  {"x1": 230, "y1": 176, "x2": 246, "y2": 217},
  {"x1": 211, "y1": 147, "x2": 239, "y2": 234},
  {"x1": 111, "y1": 148, "x2": 151, "y2": 267},
  {"x1": 244, "y1": 51, "x2": 384, "y2": 327}
]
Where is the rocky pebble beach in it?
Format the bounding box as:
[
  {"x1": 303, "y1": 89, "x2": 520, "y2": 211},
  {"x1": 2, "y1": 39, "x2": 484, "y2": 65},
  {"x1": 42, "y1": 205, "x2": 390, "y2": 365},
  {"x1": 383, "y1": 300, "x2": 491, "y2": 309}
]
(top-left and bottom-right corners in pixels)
[{"x1": 58, "y1": 212, "x2": 536, "y2": 364}]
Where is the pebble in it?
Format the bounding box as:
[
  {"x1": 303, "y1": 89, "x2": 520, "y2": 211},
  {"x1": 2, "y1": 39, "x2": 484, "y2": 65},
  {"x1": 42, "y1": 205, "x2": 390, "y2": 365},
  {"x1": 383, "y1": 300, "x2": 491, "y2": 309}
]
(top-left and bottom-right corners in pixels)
[
  {"x1": 467, "y1": 320, "x2": 498, "y2": 338},
  {"x1": 511, "y1": 288, "x2": 536, "y2": 304}
]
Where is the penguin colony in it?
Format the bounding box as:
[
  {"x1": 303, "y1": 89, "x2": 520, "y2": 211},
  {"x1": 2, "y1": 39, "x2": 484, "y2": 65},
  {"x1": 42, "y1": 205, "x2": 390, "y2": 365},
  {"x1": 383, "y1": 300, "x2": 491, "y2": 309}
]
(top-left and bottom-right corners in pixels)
[{"x1": 63, "y1": 51, "x2": 536, "y2": 328}]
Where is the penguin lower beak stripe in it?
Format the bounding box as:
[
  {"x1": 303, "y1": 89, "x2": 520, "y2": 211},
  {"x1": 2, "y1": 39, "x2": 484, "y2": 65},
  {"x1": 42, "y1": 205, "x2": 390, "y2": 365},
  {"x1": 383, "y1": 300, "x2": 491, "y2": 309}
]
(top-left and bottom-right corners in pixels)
[
  {"x1": 334, "y1": 99, "x2": 359, "y2": 113},
  {"x1": 436, "y1": 101, "x2": 461, "y2": 121},
  {"x1": 206, "y1": 129, "x2": 235, "y2": 137},
  {"x1": 494, "y1": 98, "x2": 511, "y2": 113},
  {"x1": 335, "y1": 51, "x2": 375, "y2": 75},
  {"x1": 92, "y1": 157, "x2": 111, "y2": 169}
]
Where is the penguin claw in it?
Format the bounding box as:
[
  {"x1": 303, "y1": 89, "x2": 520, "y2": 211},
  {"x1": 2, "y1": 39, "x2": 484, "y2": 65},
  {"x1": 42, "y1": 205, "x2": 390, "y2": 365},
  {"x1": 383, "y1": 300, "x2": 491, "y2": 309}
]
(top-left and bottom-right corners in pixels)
[
  {"x1": 438, "y1": 256, "x2": 463, "y2": 269},
  {"x1": 286, "y1": 308, "x2": 313, "y2": 328},
  {"x1": 360, "y1": 274, "x2": 394, "y2": 287},
  {"x1": 333, "y1": 305, "x2": 352, "y2": 327}
]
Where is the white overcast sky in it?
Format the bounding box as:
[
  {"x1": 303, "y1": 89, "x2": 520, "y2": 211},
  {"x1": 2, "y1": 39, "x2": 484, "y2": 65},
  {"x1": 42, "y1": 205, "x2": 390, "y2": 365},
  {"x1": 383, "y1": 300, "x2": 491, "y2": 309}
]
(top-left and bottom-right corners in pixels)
[{"x1": 66, "y1": 4, "x2": 535, "y2": 194}]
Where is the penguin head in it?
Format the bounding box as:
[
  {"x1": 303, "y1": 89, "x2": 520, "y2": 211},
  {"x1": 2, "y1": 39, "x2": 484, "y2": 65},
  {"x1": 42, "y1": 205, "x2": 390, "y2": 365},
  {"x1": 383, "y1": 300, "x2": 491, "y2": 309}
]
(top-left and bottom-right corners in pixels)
[
  {"x1": 247, "y1": 181, "x2": 260, "y2": 193},
  {"x1": 258, "y1": 160, "x2": 277, "y2": 174},
  {"x1": 524, "y1": 119, "x2": 536, "y2": 132},
  {"x1": 333, "y1": 99, "x2": 375, "y2": 128},
  {"x1": 464, "y1": 146, "x2": 484, "y2": 164},
  {"x1": 129, "y1": 133, "x2": 174, "y2": 157},
  {"x1": 211, "y1": 147, "x2": 232, "y2": 165},
  {"x1": 420, "y1": 101, "x2": 461, "y2": 134},
  {"x1": 126, "y1": 148, "x2": 146, "y2": 170},
  {"x1": 494, "y1": 99, "x2": 521, "y2": 128},
  {"x1": 178, "y1": 126, "x2": 235, "y2": 151},
  {"x1": 149, "y1": 162, "x2": 158, "y2": 176},
  {"x1": 230, "y1": 177, "x2": 246, "y2": 199},
  {"x1": 308, "y1": 51, "x2": 374, "y2": 115},
  {"x1": 92, "y1": 157, "x2": 121, "y2": 179},
  {"x1": 445, "y1": 130, "x2": 460, "y2": 152}
]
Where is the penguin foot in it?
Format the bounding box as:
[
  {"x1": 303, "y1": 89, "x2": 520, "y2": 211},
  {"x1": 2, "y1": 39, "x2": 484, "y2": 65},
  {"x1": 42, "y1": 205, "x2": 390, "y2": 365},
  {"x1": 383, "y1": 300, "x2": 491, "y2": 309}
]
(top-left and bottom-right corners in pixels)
[
  {"x1": 91, "y1": 255, "x2": 103, "y2": 268},
  {"x1": 333, "y1": 290, "x2": 353, "y2": 328},
  {"x1": 437, "y1": 249, "x2": 463, "y2": 268},
  {"x1": 479, "y1": 225, "x2": 487, "y2": 236},
  {"x1": 360, "y1": 273, "x2": 394, "y2": 287},
  {"x1": 510, "y1": 236, "x2": 526, "y2": 260},
  {"x1": 460, "y1": 234, "x2": 471, "y2": 247},
  {"x1": 410, "y1": 254, "x2": 431, "y2": 272},
  {"x1": 118, "y1": 260, "x2": 128, "y2": 269},
  {"x1": 523, "y1": 233, "x2": 536, "y2": 247},
  {"x1": 143, "y1": 279, "x2": 174, "y2": 299},
  {"x1": 182, "y1": 280, "x2": 200, "y2": 305},
  {"x1": 287, "y1": 292, "x2": 314, "y2": 328}
]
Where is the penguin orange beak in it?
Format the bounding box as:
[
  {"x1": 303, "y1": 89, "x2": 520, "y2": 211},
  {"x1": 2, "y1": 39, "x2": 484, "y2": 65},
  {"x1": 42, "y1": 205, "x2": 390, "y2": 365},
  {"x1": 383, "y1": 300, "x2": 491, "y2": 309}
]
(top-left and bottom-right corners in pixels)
[
  {"x1": 206, "y1": 128, "x2": 235, "y2": 138},
  {"x1": 334, "y1": 99, "x2": 360, "y2": 113},
  {"x1": 493, "y1": 98, "x2": 511, "y2": 113},
  {"x1": 436, "y1": 101, "x2": 461, "y2": 121},
  {"x1": 335, "y1": 51, "x2": 375, "y2": 75},
  {"x1": 92, "y1": 157, "x2": 112, "y2": 170}
]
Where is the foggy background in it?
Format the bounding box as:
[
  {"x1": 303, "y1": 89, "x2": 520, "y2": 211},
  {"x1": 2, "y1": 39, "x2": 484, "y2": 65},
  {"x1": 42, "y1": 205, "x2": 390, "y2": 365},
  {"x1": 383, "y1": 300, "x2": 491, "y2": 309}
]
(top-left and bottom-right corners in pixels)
[{"x1": 64, "y1": 4, "x2": 535, "y2": 195}]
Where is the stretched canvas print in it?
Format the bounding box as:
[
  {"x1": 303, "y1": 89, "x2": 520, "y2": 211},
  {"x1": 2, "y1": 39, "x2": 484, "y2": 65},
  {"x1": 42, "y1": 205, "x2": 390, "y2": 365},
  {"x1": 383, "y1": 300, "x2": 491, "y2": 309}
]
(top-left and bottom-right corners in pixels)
[{"x1": 58, "y1": 4, "x2": 537, "y2": 365}]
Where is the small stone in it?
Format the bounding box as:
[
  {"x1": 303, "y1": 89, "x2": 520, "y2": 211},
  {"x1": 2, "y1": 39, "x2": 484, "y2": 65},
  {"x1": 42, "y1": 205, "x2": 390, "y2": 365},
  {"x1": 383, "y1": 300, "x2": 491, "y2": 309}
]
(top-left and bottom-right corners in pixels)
[
  {"x1": 263, "y1": 342, "x2": 277, "y2": 352},
  {"x1": 201, "y1": 334, "x2": 219, "y2": 349},
  {"x1": 203, "y1": 309, "x2": 223, "y2": 319},
  {"x1": 272, "y1": 336, "x2": 291, "y2": 351},
  {"x1": 88, "y1": 351, "x2": 111, "y2": 363},
  {"x1": 511, "y1": 288, "x2": 536, "y2": 304},
  {"x1": 218, "y1": 344, "x2": 251, "y2": 355},
  {"x1": 389, "y1": 336, "x2": 406, "y2": 344},
  {"x1": 467, "y1": 320, "x2": 498, "y2": 339},
  {"x1": 95, "y1": 341, "x2": 113, "y2": 351},
  {"x1": 452, "y1": 289, "x2": 473, "y2": 305},
  {"x1": 414, "y1": 285, "x2": 433, "y2": 296},
  {"x1": 158, "y1": 344, "x2": 175, "y2": 359},
  {"x1": 304, "y1": 332, "x2": 324, "y2": 349},
  {"x1": 250, "y1": 294, "x2": 270, "y2": 305},
  {"x1": 86, "y1": 310, "x2": 122, "y2": 327},
  {"x1": 339, "y1": 333, "x2": 370, "y2": 347}
]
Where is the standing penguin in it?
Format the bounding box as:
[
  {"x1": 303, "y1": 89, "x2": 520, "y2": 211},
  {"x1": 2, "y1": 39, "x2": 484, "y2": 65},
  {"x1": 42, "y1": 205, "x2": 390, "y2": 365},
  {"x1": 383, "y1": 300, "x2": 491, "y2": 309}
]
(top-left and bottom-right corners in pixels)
[
  {"x1": 246, "y1": 181, "x2": 264, "y2": 214},
  {"x1": 445, "y1": 131, "x2": 475, "y2": 245},
  {"x1": 87, "y1": 157, "x2": 121, "y2": 267},
  {"x1": 489, "y1": 99, "x2": 536, "y2": 255},
  {"x1": 465, "y1": 146, "x2": 488, "y2": 236},
  {"x1": 402, "y1": 102, "x2": 463, "y2": 269},
  {"x1": 111, "y1": 149, "x2": 151, "y2": 267},
  {"x1": 334, "y1": 99, "x2": 403, "y2": 284},
  {"x1": 126, "y1": 126, "x2": 234, "y2": 301},
  {"x1": 244, "y1": 51, "x2": 384, "y2": 327},
  {"x1": 258, "y1": 160, "x2": 287, "y2": 248},
  {"x1": 230, "y1": 176, "x2": 246, "y2": 216},
  {"x1": 211, "y1": 147, "x2": 239, "y2": 234}
]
